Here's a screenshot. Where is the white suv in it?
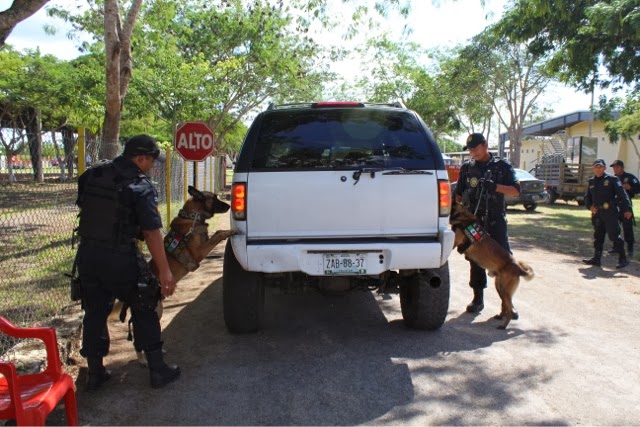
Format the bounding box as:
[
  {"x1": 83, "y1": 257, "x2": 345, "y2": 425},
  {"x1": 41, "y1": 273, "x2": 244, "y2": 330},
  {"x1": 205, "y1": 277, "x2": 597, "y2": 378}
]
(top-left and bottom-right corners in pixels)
[{"x1": 223, "y1": 101, "x2": 454, "y2": 333}]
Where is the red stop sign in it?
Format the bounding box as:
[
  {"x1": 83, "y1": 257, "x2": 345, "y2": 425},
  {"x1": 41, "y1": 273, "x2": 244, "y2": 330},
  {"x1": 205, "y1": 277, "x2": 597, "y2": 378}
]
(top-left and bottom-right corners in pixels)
[{"x1": 175, "y1": 122, "x2": 215, "y2": 161}]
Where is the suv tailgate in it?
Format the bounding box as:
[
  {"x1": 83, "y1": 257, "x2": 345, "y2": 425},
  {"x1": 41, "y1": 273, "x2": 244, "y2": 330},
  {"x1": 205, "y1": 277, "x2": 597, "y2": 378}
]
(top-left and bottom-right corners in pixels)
[{"x1": 246, "y1": 171, "x2": 440, "y2": 239}]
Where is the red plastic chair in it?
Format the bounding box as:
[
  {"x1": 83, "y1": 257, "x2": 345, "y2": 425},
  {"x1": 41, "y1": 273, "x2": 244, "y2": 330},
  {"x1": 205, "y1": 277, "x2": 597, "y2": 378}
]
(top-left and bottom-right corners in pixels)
[{"x1": 0, "y1": 316, "x2": 78, "y2": 426}]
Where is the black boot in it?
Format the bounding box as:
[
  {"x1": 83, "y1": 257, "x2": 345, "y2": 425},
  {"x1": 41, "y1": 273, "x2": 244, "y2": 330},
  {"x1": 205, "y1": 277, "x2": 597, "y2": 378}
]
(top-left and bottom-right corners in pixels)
[
  {"x1": 466, "y1": 288, "x2": 484, "y2": 313},
  {"x1": 86, "y1": 356, "x2": 111, "y2": 391},
  {"x1": 145, "y1": 348, "x2": 181, "y2": 389},
  {"x1": 616, "y1": 251, "x2": 629, "y2": 269},
  {"x1": 582, "y1": 250, "x2": 602, "y2": 267},
  {"x1": 627, "y1": 243, "x2": 634, "y2": 258}
]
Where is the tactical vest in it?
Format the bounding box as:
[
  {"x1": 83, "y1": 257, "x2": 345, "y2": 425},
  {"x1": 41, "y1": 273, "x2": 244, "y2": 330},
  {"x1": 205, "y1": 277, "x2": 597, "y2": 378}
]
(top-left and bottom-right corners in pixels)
[
  {"x1": 462, "y1": 158, "x2": 506, "y2": 217},
  {"x1": 77, "y1": 159, "x2": 143, "y2": 247}
]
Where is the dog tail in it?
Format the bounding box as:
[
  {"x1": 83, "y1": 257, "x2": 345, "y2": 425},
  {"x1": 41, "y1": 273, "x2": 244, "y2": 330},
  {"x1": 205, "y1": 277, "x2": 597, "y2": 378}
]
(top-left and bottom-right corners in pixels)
[{"x1": 517, "y1": 262, "x2": 534, "y2": 281}]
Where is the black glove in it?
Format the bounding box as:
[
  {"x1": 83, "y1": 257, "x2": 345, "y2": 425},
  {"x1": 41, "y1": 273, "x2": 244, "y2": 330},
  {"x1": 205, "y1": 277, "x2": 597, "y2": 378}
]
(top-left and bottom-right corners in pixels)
[{"x1": 480, "y1": 178, "x2": 497, "y2": 194}]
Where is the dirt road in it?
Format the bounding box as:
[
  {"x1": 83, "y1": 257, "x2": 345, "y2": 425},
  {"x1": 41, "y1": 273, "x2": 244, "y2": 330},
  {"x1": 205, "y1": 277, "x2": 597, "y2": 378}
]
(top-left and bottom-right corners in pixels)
[{"x1": 62, "y1": 237, "x2": 640, "y2": 425}]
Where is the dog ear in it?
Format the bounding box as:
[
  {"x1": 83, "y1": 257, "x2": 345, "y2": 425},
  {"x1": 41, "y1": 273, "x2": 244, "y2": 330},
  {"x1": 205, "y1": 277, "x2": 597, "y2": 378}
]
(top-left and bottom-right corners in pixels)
[
  {"x1": 213, "y1": 196, "x2": 231, "y2": 213},
  {"x1": 188, "y1": 186, "x2": 206, "y2": 202}
]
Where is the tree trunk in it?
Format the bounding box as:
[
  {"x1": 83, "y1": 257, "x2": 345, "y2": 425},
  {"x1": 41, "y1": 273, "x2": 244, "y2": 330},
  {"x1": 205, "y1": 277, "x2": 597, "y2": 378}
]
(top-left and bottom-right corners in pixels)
[
  {"x1": 100, "y1": 0, "x2": 144, "y2": 160},
  {"x1": 101, "y1": 0, "x2": 122, "y2": 160},
  {"x1": 51, "y1": 130, "x2": 67, "y2": 181},
  {"x1": 61, "y1": 127, "x2": 75, "y2": 178},
  {"x1": 6, "y1": 150, "x2": 16, "y2": 183},
  {"x1": 26, "y1": 107, "x2": 43, "y2": 182},
  {"x1": 0, "y1": 0, "x2": 50, "y2": 46}
]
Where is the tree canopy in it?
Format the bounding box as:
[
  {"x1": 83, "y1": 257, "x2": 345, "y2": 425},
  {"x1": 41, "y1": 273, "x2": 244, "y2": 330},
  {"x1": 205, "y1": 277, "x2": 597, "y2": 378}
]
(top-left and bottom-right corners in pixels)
[{"x1": 495, "y1": 0, "x2": 640, "y2": 91}]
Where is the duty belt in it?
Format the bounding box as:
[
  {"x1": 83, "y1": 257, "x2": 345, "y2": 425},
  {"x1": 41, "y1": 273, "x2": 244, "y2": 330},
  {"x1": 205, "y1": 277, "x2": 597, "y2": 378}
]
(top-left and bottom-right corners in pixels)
[{"x1": 80, "y1": 237, "x2": 138, "y2": 252}]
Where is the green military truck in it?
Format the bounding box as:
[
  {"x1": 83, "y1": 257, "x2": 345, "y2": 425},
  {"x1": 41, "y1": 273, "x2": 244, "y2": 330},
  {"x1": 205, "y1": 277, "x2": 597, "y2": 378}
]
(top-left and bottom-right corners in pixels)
[{"x1": 532, "y1": 136, "x2": 597, "y2": 206}]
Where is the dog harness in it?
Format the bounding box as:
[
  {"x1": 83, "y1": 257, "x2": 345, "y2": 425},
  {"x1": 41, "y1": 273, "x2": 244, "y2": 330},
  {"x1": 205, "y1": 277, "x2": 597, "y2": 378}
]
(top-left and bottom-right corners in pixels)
[
  {"x1": 453, "y1": 221, "x2": 487, "y2": 254},
  {"x1": 163, "y1": 209, "x2": 210, "y2": 271}
]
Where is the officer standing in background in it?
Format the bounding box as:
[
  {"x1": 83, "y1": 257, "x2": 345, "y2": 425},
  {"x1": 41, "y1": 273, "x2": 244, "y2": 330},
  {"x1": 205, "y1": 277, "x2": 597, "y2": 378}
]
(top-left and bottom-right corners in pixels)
[
  {"x1": 582, "y1": 159, "x2": 632, "y2": 269},
  {"x1": 609, "y1": 160, "x2": 639, "y2": 257},
  {"x1": 76, "y1": 134, "x2": 180, "y2": 390},
  {"x1": 454, "y1": 133, "x2": 521, "y2": 314}
]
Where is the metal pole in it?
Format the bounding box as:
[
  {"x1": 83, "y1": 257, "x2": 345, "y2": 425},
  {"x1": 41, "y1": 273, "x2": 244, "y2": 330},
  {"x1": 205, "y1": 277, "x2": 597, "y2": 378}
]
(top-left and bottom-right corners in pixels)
[
  {"x1": 183, "y1": 160, "x2": 188, "y2": 201},
  {"x1": 193, "y1": 162, "x2": 197, "y2": 188},
  {"x1": 165, "y1": 148, "x2": 171, "y2": 224}
]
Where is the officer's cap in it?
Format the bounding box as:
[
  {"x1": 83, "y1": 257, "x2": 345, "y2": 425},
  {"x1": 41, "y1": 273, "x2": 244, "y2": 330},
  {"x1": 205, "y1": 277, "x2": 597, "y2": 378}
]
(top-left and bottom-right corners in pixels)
[
  {"x1": 123, "y1": 134, "x2": 165, "y2": 163},
  {"x1": 609, "y1": 159, "x2": 624, "y2": 168},
  {"x1": 592, "y1": 159, "x2": 606, "y2": 167},
  {"x1": 466, "y1": 133, "x2": 486, "y2": 149}
]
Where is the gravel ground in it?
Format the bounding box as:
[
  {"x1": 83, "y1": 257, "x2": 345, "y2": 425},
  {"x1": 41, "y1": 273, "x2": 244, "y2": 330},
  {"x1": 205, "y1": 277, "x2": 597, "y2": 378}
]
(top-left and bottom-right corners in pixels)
[{"x1": 40, "y1": 235, "x2": 640, "y2": 426}]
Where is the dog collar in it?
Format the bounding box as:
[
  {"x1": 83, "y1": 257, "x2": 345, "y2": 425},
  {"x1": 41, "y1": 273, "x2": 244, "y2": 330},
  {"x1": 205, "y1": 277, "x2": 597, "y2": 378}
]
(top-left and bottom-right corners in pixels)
[{"x1": 178, "y1": 210, "x2": 206, "y2": 223}]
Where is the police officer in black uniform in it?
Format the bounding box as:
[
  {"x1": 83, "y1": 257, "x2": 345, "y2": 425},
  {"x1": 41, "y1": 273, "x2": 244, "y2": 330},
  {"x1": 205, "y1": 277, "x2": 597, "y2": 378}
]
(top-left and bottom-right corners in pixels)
[
  {"x1": 454, "y1": 133, "x2": 521, "y2": 314},
  {"x1": 76, "y1": 134, "x2": 180, "y2": 390},
  {"x1": 609, "y1": 160, "x2": 639, "y2": 257},
  {"x1": 582, "y1": 159, "x2": 632, "y2": 269}
]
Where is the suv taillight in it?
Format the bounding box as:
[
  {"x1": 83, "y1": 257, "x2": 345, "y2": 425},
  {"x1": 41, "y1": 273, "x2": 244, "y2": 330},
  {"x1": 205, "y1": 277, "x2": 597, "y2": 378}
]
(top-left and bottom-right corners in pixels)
[
  {"x1": 231, "y1": 182, "x2": 246, "y2": 221},
  {"x1": 439, "y1": 180, "x2": 451, "y2": 217}
]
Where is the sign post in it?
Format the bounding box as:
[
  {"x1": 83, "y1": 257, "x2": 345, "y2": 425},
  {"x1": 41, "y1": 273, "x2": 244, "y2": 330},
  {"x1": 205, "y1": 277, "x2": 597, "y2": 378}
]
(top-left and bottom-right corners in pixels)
[{"x1": 175, "y1": 122, "x2": 215, "y2": 187}]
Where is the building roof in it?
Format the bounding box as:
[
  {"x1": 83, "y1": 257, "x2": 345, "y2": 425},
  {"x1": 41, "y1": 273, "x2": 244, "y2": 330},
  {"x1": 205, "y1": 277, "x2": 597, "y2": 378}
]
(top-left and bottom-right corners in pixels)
[{"x1": 499, "y1": 111, "x2": 597, "y2": 143}]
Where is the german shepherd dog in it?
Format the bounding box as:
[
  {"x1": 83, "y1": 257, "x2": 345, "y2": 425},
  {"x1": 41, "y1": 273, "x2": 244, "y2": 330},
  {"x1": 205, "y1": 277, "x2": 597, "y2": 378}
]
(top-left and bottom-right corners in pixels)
[
  {"x1": 449, "y1": 202, "x2": 534, "y2": 329},
  {"x1": 112, "y1": 186, "x2": 238, "y2": 364}
]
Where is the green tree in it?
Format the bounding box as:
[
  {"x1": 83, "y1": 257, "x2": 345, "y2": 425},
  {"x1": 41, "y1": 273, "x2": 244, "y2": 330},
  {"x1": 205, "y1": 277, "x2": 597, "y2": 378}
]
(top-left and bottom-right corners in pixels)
[
  {"x1": 495, "y1": 0, "x2": 640, "y2": 91},
  {"x1": 358, "y1": 37, "x2": 461, "y2": 147},
  {"x1": 0, "y1": 48, "x2": 82, "y2": 181},
  {"x1": 452, "y1": 32, "x2": 553, "y2": 167},
  {"x1": 596, "y1": 93, "x2": 640, "y2": 161},
  {"x1": 435, "y1": 47, "x2": 494, "y2": 136},
  {"x1": 122, "y1": 0, "x2": 331, "y2": 154},
  {"x1": 496, "y1": 1, "x2": 640, "y2": 165}
]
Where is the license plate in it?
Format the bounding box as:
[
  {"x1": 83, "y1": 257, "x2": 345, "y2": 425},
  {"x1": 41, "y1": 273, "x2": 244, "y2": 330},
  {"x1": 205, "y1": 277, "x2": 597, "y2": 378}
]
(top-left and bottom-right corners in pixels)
[{"x1": 323, "y1": 253, "x2": 367, "y2": 275}]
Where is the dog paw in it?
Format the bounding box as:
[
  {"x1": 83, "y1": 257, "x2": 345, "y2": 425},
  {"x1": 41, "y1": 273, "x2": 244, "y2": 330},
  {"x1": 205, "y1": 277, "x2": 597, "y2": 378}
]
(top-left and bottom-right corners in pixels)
[
  {"x1": 494, "y1": 312, "x2": 518, "y2": 321},
  {"x1": 497, "y1": 324, "x2": 507, "y2": 330},
  {"x1": 218, "y1": 229, "x2": 242, "y2": 238}
]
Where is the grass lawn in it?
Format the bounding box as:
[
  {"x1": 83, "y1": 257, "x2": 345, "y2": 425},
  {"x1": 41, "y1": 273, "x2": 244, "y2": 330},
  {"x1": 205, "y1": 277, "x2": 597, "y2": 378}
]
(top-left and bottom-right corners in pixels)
[{"x1": 506, "y1": 201, "x2": 640, "y2": 258}]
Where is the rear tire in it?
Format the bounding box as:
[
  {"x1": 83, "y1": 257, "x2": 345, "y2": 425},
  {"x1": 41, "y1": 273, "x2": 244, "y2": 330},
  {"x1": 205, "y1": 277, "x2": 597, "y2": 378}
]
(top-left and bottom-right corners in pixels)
[
  {"x1": 400, "y1": 262, "x2": 450, "y2": 330},
  {"x1": 546, "y1": 189, "x2": 558, "y2": 204},
  {"x1": 524, "y1": 203, "x2": 537, "y2": 212},
  {"x1": 223, "y1": 240, "x2": 264, "y2": 333}
]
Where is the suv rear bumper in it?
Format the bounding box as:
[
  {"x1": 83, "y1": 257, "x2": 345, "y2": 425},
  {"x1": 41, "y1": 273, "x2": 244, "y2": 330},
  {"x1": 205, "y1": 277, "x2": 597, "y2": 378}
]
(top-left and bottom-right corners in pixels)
[{"x1": 230, "y1": 229, "x2": 454, "y2": 275}]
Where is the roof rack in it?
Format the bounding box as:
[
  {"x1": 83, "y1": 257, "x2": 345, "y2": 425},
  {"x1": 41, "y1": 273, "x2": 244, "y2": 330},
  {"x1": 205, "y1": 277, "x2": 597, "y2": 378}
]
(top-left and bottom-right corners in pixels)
[{"x1": 266, "y1": 101, "x2": 407, "y2": 110}]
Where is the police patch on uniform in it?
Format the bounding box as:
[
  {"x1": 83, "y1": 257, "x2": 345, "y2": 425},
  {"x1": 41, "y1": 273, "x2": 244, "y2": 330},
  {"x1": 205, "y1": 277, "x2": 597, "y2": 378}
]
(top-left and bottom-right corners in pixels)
[{"x1": 470, "y1": 177, "x2": 479, "y2": 188}]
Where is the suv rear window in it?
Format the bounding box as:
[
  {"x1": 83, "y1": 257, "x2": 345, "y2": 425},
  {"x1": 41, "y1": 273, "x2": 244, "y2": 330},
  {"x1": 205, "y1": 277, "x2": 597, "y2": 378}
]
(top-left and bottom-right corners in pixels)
[{"x1": 250, "y1": 109, "x2": 437, "y2": 170}]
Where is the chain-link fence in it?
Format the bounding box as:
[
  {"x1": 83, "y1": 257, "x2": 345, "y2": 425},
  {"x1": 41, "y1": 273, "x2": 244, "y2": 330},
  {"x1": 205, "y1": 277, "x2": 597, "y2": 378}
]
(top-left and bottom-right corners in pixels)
[{"x1": 0, "y1": 150, "x2": 226, "y2": 359}]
